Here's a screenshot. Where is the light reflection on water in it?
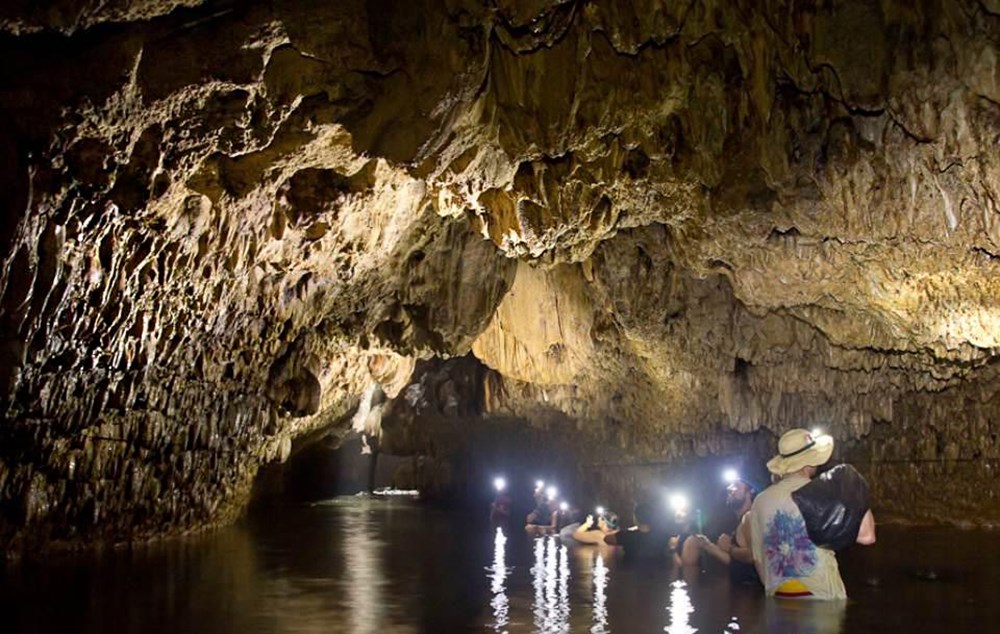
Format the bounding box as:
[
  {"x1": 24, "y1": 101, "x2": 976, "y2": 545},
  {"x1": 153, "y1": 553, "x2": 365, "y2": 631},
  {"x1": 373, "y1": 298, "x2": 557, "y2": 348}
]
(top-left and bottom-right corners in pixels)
[
  {"x1": 343, "y1": 509, "x2": 385, "y2": 634},
  {"x1": 557, "y1": 540, "x2": 570, "y2": 627},
  {"x1": 531, "y1": 537, "x2": 571, "y2": 633},
  {"x1": 664, "y1": 580, "x2": 697, "y2": 634},
  {"x1": 591, "y1": 553, "x2": 609, "y2": 634},
  {"x1": 488, "y1": 528, "x2": 510, "y2": 632}
]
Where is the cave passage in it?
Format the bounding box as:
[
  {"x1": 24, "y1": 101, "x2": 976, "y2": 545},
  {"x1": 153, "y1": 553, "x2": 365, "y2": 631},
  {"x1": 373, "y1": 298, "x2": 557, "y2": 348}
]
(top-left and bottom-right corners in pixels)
[{"x1": 3, "y1": 0, "x2": 1000, "y2": 630}]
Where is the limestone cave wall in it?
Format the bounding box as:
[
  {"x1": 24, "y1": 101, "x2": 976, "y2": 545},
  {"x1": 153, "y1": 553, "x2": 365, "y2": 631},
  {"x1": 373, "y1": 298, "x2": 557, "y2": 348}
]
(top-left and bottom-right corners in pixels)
[{"x1": 2, "y1": 0, "x2": 1000, "y2": 552}]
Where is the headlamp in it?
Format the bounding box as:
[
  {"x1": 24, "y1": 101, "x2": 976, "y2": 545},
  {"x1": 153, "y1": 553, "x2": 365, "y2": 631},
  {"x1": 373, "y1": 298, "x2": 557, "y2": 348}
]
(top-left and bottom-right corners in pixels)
[{"x1": 669, "y1": 493, "x2": 689, "y2": 513}]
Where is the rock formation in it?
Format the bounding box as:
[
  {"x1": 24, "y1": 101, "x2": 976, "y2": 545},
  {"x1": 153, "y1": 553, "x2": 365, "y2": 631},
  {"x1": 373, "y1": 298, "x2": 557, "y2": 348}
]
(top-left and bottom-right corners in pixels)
[{"x1": 2, "y1": 0, "x2": 1000, "y2": 551}]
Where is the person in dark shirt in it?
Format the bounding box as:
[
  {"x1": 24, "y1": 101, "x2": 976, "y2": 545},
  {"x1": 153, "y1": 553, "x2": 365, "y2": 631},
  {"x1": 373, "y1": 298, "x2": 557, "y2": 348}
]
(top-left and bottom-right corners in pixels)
[
  {"x1": 672, "y1": 505, "x2": 701, "y2": 567},
  {"x1": 604, "y1": 503, "x2": 670, "y2": 563}
]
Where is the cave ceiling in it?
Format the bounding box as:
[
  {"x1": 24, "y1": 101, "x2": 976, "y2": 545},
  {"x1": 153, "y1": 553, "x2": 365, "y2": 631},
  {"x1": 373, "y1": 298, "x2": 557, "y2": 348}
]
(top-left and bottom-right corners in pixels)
[{"x1": 2, "y1": 0, "x2": 1000, "y2": 546}]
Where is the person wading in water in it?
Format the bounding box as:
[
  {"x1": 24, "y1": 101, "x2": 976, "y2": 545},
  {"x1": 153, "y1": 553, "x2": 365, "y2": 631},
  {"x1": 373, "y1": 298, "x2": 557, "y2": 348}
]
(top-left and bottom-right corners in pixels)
[
  {"x1": 748, "y1": 429, "x2": 876, "y2": 599},
  {"x1": 695, "y1": 474, "x2": 760, "y2": 585}
]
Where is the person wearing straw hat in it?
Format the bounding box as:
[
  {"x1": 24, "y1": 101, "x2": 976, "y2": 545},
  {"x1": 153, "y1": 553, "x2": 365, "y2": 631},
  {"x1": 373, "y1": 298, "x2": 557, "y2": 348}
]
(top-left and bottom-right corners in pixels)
[{"x1": 748, "y1": 429, "x2": 876, "y2": 599}]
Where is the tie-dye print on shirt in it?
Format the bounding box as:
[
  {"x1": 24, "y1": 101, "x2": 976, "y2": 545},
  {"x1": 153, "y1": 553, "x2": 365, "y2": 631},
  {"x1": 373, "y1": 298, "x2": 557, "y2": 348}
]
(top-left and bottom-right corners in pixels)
[{"x1": 763, "y1": 509, "x2": 816, "y2": 578}]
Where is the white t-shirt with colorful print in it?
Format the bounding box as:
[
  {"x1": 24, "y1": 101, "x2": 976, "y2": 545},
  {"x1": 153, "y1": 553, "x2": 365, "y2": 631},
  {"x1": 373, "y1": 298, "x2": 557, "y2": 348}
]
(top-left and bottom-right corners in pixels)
[{"x1": 748, "y1": 474, "x2": 847, "y2": 599}]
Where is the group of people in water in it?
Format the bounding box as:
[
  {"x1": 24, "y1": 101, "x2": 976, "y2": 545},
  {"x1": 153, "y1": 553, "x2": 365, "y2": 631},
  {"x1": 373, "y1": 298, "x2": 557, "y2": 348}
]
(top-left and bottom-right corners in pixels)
[{"x1": 490, "y1": 428, "x2": 877, "y2": 600}]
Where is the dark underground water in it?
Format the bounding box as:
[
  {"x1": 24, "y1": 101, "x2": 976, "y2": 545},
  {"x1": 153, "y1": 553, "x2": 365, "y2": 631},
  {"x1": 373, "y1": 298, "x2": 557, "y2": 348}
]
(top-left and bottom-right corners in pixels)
[{"x1": 3, "y1": 496, "x2": 998, "y2": 633}]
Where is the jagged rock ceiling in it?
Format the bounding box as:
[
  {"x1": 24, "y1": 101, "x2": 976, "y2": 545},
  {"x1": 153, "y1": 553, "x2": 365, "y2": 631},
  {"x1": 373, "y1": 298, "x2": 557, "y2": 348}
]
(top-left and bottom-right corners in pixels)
[{"x1": 2, "y1": 0, "x2": 1000, "y2": 550}]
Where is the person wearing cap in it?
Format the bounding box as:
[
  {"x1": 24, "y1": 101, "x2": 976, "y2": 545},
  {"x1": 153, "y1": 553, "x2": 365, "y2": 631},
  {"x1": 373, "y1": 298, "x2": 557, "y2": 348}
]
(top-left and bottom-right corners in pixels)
[
  {"x1": 695, "y1": 477, "x2": 759, "y2": 585},
  {"x1": 748, "y1": 429, "x2": 876, "y2": 599}
]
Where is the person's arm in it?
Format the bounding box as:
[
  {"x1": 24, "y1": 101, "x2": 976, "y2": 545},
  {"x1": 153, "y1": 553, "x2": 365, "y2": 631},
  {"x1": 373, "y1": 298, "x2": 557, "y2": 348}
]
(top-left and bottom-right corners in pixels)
[
  {"x1": 573, "y1": 516, "x2": 604, "y2": 544},
  {"x1": 697, "y1": 534, "x2": 731, "y2": 565},
  {"x1": 730, "y1": 515, "x2": 754, "y2": 564},
  {"x1": 747, "y1": 506, "x2": 765, "y2": 581},
  {"x1": 856, "y1": 509, "x2": 876, "y2": 545},
  {"x1": 603, "y1": 532, "x2": 620, "y2": 546},
  {"x1": 678, "y1": 535, "x2": 701, "y2": 566},
  {"x1": 572, "y1": 515, "x2": 594, "y2": 536}
]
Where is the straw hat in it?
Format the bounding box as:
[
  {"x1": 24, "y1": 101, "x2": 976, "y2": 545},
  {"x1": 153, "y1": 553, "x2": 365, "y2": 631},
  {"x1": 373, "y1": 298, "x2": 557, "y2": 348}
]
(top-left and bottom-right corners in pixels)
[{"x1": 766, "y1": 428, "x2": 834, "y2": 476}]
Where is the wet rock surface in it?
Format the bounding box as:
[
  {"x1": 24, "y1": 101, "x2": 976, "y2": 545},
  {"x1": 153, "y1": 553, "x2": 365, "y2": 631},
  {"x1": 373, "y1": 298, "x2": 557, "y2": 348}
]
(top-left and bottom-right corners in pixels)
[{"x1": 1, "y1": 0, "x2": 1000, "y2": 552}]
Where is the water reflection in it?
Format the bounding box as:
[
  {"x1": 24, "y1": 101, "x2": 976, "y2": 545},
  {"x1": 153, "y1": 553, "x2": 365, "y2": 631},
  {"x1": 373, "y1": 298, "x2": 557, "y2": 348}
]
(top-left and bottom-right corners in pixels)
[
  {"x1": 558, "y1": 541, "x2": 570, "y2": 625},
  {"x1": 343, "y1": 510, "x2": 385, "y2": 634},
  {"x1": 533, "y1": 539, "x2": 545, "y2": 631},
  {"x1": 763, "y1": 598, "x2": 845, "y2": 634},
  {"x1": 6, "y1": 503, "x2": 994, "y2": 634},
  {"x1": 488, "y1": 528, "x2": 510, "y2": 632},
  {"x1": 532, "y1": 537, "x2": 572, "y2": 633},
  {"x1": 591, "y1": 553, "x2": 609, "y2": 634},
  {"x1": 664, "y1": 580, "x2": 696, "y2": 634}
]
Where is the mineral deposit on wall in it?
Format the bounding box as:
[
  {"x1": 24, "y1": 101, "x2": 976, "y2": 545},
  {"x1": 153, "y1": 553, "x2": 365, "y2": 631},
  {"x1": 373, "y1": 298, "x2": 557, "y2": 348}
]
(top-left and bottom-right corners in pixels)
[{"x1": 2, "y1": 0, "x2": 1000, "y2": 551}]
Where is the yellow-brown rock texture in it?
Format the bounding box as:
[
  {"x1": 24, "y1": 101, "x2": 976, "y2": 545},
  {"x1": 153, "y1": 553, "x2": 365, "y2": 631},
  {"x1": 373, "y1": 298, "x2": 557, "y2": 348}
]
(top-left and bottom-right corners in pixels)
[{"x1": 2, "y1": 0, "x2": 1000, "y2": 551}]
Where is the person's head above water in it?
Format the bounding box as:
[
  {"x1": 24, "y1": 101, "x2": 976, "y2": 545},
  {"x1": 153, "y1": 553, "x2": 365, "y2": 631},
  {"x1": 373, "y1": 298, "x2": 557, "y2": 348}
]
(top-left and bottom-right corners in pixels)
[
  {"x1": 766, "y1": 428, "x2": 834, "y2": 476},
  {"x1": 725, "y1": 480, "x2": 756, "y2": 511},
  {"x1": 598, "y1": 511, "x2": 619, "y2": 532},
  {"x1": 633, "y1": 502, "x2": 654, "y2": 527}
]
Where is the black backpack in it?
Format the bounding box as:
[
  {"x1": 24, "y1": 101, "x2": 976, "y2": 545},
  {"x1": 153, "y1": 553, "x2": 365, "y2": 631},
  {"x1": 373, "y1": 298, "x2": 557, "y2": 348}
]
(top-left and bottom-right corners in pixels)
[{"x1": 791, "y1": 463, "x2": 870, "y2": 551}]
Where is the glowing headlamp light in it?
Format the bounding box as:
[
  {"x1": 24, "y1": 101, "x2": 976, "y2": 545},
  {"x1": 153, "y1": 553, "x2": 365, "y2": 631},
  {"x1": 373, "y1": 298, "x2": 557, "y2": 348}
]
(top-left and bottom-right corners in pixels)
[{"x1": 669, "y1": 493, "x2": 689, "y2": 513}]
